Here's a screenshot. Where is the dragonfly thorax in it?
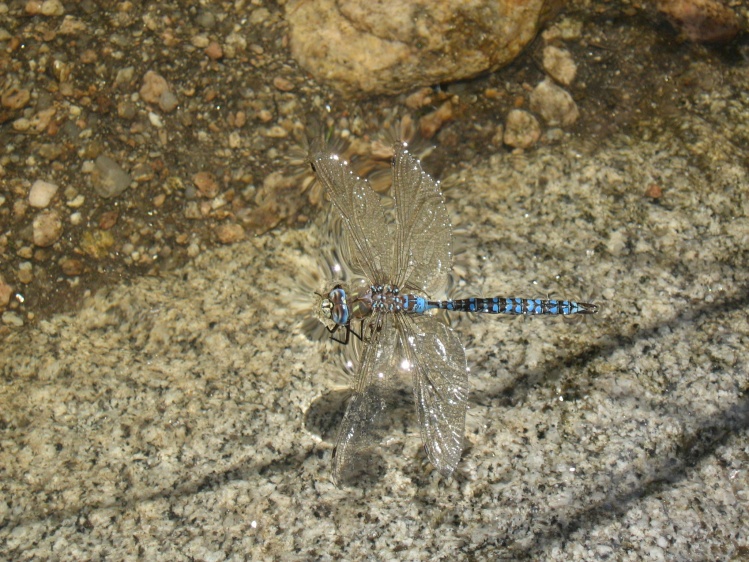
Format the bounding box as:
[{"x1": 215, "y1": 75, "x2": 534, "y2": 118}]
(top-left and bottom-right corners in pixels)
[{"x1": 370, "y1": 284, "x2": 405, "y2": 313}]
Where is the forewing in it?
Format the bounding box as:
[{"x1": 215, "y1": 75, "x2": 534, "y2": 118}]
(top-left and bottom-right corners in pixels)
[
  {"x1": 399, "y1": 314, "x2": 468, "y2": 476},
  {"x1": 391, "y1": 144, "x2": 452, "y2": 292},
  {"x1": 310, "y1": 139, "x2": 390, "y2": 283},
  {"x1": 332, "y1": 314, "x2": 399, "y2": 485}
]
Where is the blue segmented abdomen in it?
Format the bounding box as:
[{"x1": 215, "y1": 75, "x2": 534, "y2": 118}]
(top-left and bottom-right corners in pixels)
[
  {"x1": 401, "y1": 294, "x2": 429, "y2": 314},
  {"x1": 426, "y1": 297, "x2": 598, "y2": 315}
]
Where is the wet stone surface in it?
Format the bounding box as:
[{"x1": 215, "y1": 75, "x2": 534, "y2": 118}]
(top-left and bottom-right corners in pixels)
[{"x1": 0, "y1": 0, "x2": 749, "y2": 558}]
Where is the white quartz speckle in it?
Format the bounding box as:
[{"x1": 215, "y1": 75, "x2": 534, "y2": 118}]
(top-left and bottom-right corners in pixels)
[{"x1": 28, "y1": 179, "x2": 59, "y2": 208}]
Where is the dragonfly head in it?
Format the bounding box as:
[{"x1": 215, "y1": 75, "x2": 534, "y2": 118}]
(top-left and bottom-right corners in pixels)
[{"x1": 319, "y1": 285, "x2": 350, "y2": 327}]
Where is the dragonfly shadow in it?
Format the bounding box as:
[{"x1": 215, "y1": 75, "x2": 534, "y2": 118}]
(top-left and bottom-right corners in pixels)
[
  {"x1": 304, "y1": 388, "x2": 352, "y2": 442},
  {"x1": 304, "y1": 386, "x2": 419, "y2": 487},
  {"x1": 2, "y1": 443, "x2": 323, "y2": 536},
  {"x1": 333, "y1": 451, "x2": 390, "y2": 488},
  {"x1": 493, "y1": 393, "x2": 749, "y2": 558},
  {"x1": 469, "y1": 282, "x2": 749, "y2": 556}
]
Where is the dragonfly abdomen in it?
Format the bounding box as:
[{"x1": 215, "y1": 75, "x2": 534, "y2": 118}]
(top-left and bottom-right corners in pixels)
[{"x1": 427, "y1": 297, "x2": 598, "y2": 315}]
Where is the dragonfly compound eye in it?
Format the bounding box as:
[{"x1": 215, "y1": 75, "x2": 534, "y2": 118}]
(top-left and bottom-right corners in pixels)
[{"x1": 330, "y1": 304, "x2": 350, "y2": 326}]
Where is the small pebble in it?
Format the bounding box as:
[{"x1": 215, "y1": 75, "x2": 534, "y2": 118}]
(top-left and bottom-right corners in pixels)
[
  {"x1": 1, "y1": 87, "x2": 30, "y2": 109},
  {"x1": 29, "y1": 107, "x2": 56, "y2": 132},
  {"x1": 419, "y1": 101, "x2": 453, "y2": 139},
  {"x1": 159, "y1": 90, "x2": 178, "y2": 112},
  {"x1": 80, "y1": 230, "x2": 114, "y2": 259},
  {"x1": 58, "y1": 15, "x2": 86, "y2": 35},
  {"x1": 79, "y1": 49, "x2": 97, "y2": 63},
  {"x1": 32, "y1": 210, "x2": 63, "y2": 247},
  {"x1": 117, "y1": 100, "x2": 137, "y2": 120},
  {"x1": 273, "y1": 76, "x2": 295, "y2": 92},
  {"x1": 115, "y1": 66, "x2": 135, "y2": 87},
  {"x1": 131, "y1": 163, "x2": 154, "y2": 182},
  {"x1": 67, "y1": 194, "x2": 85, "y2": 208},
  {"x1": 60, "y1": 257, "x2": 84, "y2": 276},
  {"x1": 543, "y1": 46, "x2": 577, "y2": 86},
  {"x1": 503, "y1": 109, "x2": 541, "y2": 149},
  {"x1": 263, "y1": 125, "x2": 288, "y2": 138},
  {"x1": 25, "y1": 1, "x2": 43, "y2": 15},
  {"x1": 405, "y1": 87, "x2": 433, "y2": 109},
  {"x1": 14, "y1": 200, "x2": 28, "y2": 219},
  {"x1": 13, "y1": 117, "x2": 31, "y2": 132},
  {"x1": 18, "y1": 262, "x2": 33, "y2": 284},
  {"x1": 205, "y1": 41, "x2": 223, "y2": 60},
  {"x1": 40, "y1": 0, "x2": 64, "y2": 16},
  {"x1": 196, "y1": 10, "x2": 216, "y2": 29},
  {"x1": 184, "y1": 201, "x2": 201, "y2": 219},
  {"x1": 148, "y1": 111, "x2": 164, "y2": 128},
  {"x1": 545, "y1": 128, "x2": 565, "y2": 143},
  {"x1": 139, "y1": 70, "x2": 169, "y2": 105},
  {"x1": 0, "y1": 277, "x2": 12, "y2": 307},
  {"x1": 29, "y1": 179, "x2": 59, "y2": 208},
  {"x1": 53, "y1": 61, "x2": 73, "y2": 83},
  {"x1": 530, "y1": 78, "x2": 579, "y2": 127},
  {"x1": 2, "y1": 311, "x2": 24, "y2": 327},
  {"x1": 645, "y1": 183, "x2": 663, "y2": 199},
  {"x1": 92, "y1": 155, "x2": 131, "y2": 198},
  {"x1": 191, "y1": 34, "x2": 210, "y2": 49},
  {"x1": 249, "y1": 8, "x2": 270, "y2": 25},
  {"x1": 187, "y1": 242, "x2": 200, "y2": 257},
  {"x1": 37, "y1": 144, "x2": 63, "y2": 160},
  {"x1": 215, "y1": 223, "x2": 245, "y2": 244},
  {"x1": 98, "y1": 210, "x2": 119, "y2": 230},
  {"x1": 193, "y1": 171, "x2": 219, "y2": 198},
  {"x1": 557, "y1": 18, "x2": 583, "y2": 40}
]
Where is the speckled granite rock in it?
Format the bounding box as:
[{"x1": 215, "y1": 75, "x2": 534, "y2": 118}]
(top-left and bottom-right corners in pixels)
[
  {"x1": 286, "y1": 0, "x2": 565, "y2": 96},
  {"x1": 1, "y1": 119, "x2": 748, "y2": 558}
]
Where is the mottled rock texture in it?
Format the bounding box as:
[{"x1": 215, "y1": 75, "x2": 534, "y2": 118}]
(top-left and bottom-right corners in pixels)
[{"x1": 287, "y1": 0, "x2": 564, "y2": 96}]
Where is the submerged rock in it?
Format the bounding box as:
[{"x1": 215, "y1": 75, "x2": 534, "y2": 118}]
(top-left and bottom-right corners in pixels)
[
  {"x1": 92, "y1": 155, "x2": 131, "y2": 199},
  {"x1": 657, "y1": 0, "x2": 740, "y2": 43},
  {"x1": 286, "y1": 0, "x2": 564, "y2": 96}
]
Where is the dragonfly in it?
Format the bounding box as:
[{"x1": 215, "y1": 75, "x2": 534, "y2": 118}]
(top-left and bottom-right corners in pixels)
[{"x1": 309, "y1": 136, "x2": 597, "y2": 484}]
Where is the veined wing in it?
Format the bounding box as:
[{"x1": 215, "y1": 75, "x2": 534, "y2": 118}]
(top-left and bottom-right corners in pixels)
[
  {"x1": 391, "y1": 143, "x2": 452, "y2": 293},
  {"x1": 397, "y1": 313, "x2": 468, "y2": 476},
  {"x1": 332, "y1": 314, "x2": 399, "y2": 485},
  {"x1": 310, "y1": 138, "x2": 390, "y2": 284}
]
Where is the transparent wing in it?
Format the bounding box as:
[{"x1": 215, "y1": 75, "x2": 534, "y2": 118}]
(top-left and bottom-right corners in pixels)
[
  {"x1": 391, "y1": 143, "x2": 452, "y2": 293},
  {"x1": 310, "y1": 138, "x2": 390, "y2": 283},
  {"x1": 398, "y1": 314, "x2": 468, "y2": 476},
  {"x1": 332, "y1": 314, "x2": 399, "y2": 485}
]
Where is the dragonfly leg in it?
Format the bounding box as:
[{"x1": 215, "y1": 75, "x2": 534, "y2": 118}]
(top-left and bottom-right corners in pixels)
[
  {"x1": 349, "y1": 320, "x2": 365, "y2": 342},
  {"x1": 327, "y1": 320, "x2": 366, "y2": 345},
  {"x1": 326, "y1": 323, "x2": 350, "y2": 345}
]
